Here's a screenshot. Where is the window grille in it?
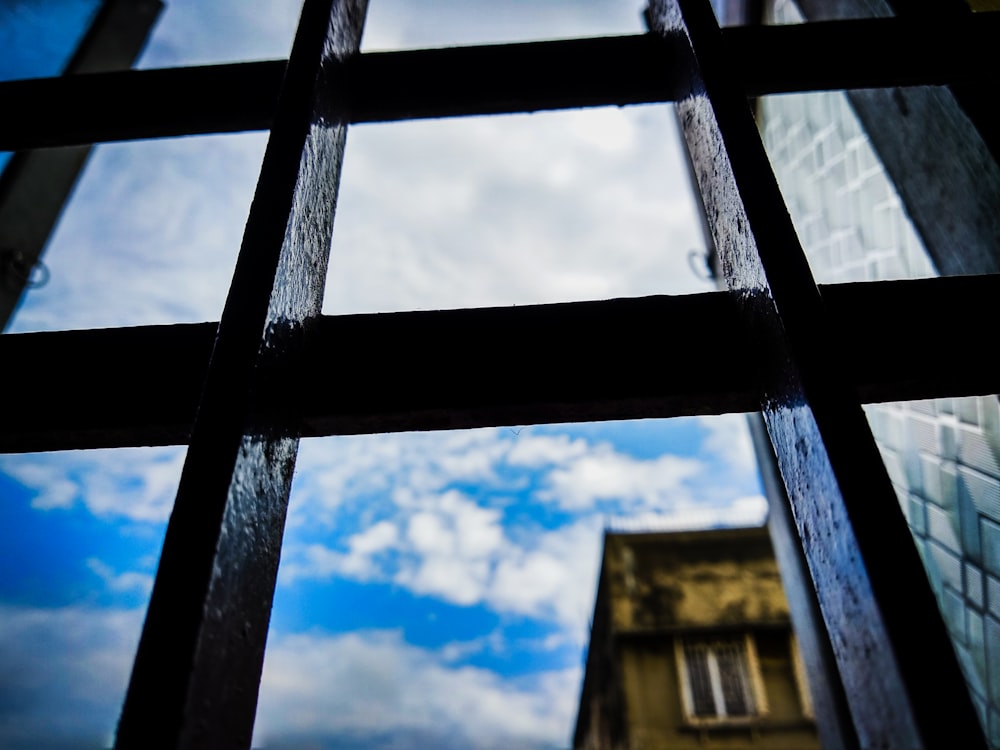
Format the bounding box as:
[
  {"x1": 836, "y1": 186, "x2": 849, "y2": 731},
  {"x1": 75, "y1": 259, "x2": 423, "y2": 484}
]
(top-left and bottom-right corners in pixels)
[
  {"x1": 681, "y1": 638, "x2": 757, "y2": 720},
  {"x1": 0, "y1": 0, "x2": 995, "y2": 747}
]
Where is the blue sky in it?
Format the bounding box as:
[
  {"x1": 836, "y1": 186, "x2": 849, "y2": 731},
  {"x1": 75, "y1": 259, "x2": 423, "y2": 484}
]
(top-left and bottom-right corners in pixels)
[{"x1": 0, "y1": 1, "x2": 765, "y2": 748}]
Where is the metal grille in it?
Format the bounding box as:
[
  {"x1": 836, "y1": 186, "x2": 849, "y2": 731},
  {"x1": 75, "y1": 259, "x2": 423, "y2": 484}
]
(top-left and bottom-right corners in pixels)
[
  {"x1": 683, "y1": 642, "x2": 717, "y2": 717},
  {"x1": 0, "y1": 0, "x2": 995, "y2": 747},
  {"x1": 716, "y1": 641, "x2": 753, "y2": 717},
  {"x1": 683, "y1": 638, "x2": 755, "y2": 719}
]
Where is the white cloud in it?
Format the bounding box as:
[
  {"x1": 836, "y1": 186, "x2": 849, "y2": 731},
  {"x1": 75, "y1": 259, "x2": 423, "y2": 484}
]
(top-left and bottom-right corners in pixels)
[
  {"x1": 282, "y1": 483, "x2": 602, "y2": 636},
  {"x1": 288, "y1": 421, "x2": 750, "y2": 535},
  {"x1": 0, "y1": 446, "x2": 185, "y2": 523},
  {"x1": 361, "y1": 0, "x2": 645, "y2": 51},
  {"x1": 138, "y1": 0, "x2": 302, "y2": 68},
  {"x1": 0, "y1": 604, "x2": 143, "y2": 749},
  {"x1": 5, "y1": 464, "x2": 77, "y2": 509},
  {"x1": 566, "y1": 106, "x2": 639, "y2": 154},
  {"x1": 399, "y1": 555, "x2": 491, "y2": 606},
  {"x1": 488, "y1": 518, "x2": 603, "y2": 639},
  {"x1": 325, "y1": 107, "x2": 709, "y2": 318},
  {"x1": 698, "y1": 413, "x2": 759, "y2": 476},
  {"x1": 85, "y1": 558, "x2": 154, "y2": 596},
  {"x1": 540, "y1": 445, "x2": 703, "y2": 510},
  {"x1": 492, "y1": 552, "x2": 569, "y2": 610},
  {"x1": 506, "y1": 433, "x2": 591, "y2": 468},
  {"x1": 0, "y1": 603, "x2": 580, "y2": 750},
  {"x1": 438, "y1": 630, "x2": 506, "y2": 664},
  {"x1": 278, "y1": 423, "x2": 765, "y2": 630},
  {"x1": 0, "y1": 418, "x2": 762, "y2": 638},
  {"x1": 408, "y1": 511, "x2": 454, "y2": 555},
  {"x1": 279, "y1": 544, "x2": 348, "y2": 584},
  {"x1": 287, "y1": 430, "x2": 510, "y2": 529},
  {"x1": 350, "y1": 519, "x2": 399, "y2": 555},
  {"x1": 396, "y1": 490, "x2": 504, "y2": 605},
  {"x1": 728, "y1": 494, "x2": 769, "y2": 523},
  {"x1": 254, "y1": 628, "x2": 580, "y2": 750},
  {"x1": 605, "y1": 494, "x2": 769, "y2": 532},
  {"x1": 10, "y1": 135, "x2": 264, "y2": 333},
  {"x1": 280, "y1": 524, "x2": 401, "y2": 584}
]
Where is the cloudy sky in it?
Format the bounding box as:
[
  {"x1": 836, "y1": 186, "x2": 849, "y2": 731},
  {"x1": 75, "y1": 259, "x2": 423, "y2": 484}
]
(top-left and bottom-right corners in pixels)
[{"x1": 0, "y1": 1, "x2": 765, "y2": 748}]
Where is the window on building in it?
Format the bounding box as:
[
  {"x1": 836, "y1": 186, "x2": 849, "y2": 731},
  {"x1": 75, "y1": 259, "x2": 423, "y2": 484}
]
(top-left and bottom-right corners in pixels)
[{"x1": 676, "y1": 635, "x2": 767, "y2": 722}]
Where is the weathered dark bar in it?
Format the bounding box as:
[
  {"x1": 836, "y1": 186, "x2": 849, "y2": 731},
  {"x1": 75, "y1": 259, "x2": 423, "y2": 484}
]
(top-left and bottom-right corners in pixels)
[
  {"x1": 727, "y1": 12, "x2": 997, "y2": 95},
  {"x1": 1, "y1": 13, "x2": 996, "y2": 149},
  {"x1": 1, "y1": 276, "x2": 997, "y2": 453},
  {"x1": 0, "y1": 60, "x2": 285, "y2": 150},
  {"x1": 1, "y1": 0, "x2": 996, "y2": 745},
  {"x1": 651, "y1": 0, "x2": 987, "y2": 746},
  {"x1": 747, "y1": 411, "x2": 860, "y2": 750},
  {"x1": 0, "y1": 321, "x2": 215, "y2": 452},
  {"x1": 113, "y1": 0, "x2": 367, "y2": 747}
]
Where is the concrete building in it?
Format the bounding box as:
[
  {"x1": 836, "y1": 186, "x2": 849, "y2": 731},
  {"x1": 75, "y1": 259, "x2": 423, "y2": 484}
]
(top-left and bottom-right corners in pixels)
[{"x1": 573, "y1": 527, "x2": 819, "y2": 750}]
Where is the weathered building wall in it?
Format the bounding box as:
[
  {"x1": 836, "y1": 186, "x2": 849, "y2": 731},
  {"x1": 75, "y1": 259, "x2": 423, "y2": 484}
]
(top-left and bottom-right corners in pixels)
[
  {"x1": 574, "y1": 528, "x2": 820, "y2": 750},
  {"x1": 606, "y1": 530, "x2": 790, "y2": 631}
]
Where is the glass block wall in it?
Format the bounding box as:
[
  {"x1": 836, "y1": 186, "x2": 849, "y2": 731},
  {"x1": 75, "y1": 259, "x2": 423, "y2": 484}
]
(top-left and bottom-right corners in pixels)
[{"x1": 759, "y1": 0, "x2": 1000, "y2": 744}]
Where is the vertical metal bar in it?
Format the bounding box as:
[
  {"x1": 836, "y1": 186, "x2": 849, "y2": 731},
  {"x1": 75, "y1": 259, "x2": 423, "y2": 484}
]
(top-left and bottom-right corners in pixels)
[
  {"x1": 678, "y1": 66, "x2": 857, "y2": 742},
  {"x1": 747, "y1": 414, "x2": 859, "y2": 750},
  {"x1": 647, "y1": 0, "x2": 986, "y2": 746},
  {"x1": 114, "y1": 1, "x2": 367, "y2": 747}
]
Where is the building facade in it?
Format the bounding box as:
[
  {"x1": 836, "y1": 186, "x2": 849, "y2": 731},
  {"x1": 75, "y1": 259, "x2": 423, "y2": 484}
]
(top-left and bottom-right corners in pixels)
[{"x1": 574, "y1": 528, "x2": 819, "y2": 750}]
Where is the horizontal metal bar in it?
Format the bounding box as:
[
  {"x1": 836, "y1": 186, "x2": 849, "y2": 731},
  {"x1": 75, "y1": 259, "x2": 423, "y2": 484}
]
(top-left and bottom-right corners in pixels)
[
  {"x1": 727, "y1": 13, "x2": 998, "y2": 96},
  {"x1": 0, "y1": 13, "x2": 996, "y2": 149},
  {"x1": 0, "y1": 276, "x2": 996, "y2": 453},
  {"x1": 0, "y1": 321, "x2": 217, "y2": 451},
  {"x1": 822, "y1": 275, "x2": 1000, "y2": 404},
  {"x1": 0, "y1": 61, "x2": 285, "y2": 149}
]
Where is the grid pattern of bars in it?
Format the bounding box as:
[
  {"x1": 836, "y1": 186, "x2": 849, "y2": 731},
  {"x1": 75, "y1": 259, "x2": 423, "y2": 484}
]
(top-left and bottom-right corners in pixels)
[
  {"x1": 0, "y1": 0, "x2": 997, "y2": 747},
  {"x1": 757, "y1": 2, "x2": 1000, "y2": 742},
  {"x1": 758, "y1": 8, "x2": 1000, "y2": 735}
]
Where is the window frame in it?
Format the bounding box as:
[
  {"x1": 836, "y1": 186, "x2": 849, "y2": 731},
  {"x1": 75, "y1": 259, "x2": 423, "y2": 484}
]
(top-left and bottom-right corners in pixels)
[
  {"x1": 674, "y1": 633, "x2": 769, "y2": 725},
  {"x1": 785, "y1": 632, "x2": 814, "y2": 721}
]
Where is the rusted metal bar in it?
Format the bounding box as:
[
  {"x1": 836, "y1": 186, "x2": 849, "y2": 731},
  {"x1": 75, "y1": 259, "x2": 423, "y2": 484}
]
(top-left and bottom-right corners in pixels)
[
  {"x1": 1, "y1": 13, "x2": 997, "y2": 149},
  {"x1": 1, "y1": 276, "x2": 997, "y2": 453},
  {"x1": 112, "y1": 0, "x2": 368, "y2": 747},
  {"x1": 649, "y1": 0, "x2": 987, "y2": 746}
]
